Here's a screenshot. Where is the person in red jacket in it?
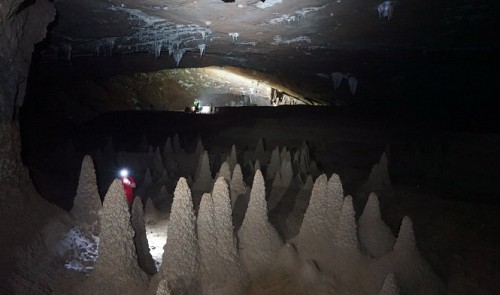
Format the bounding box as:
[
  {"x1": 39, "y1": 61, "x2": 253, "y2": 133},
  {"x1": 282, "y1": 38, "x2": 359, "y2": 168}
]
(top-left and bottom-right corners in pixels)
[{"x1": 120, "y1": 169, "x2": 136, "y2": 205}]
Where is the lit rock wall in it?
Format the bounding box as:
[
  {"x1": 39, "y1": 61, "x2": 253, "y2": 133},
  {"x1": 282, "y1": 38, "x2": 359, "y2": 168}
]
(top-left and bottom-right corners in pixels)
[{"x1": 0, "y1": 0, "x2": 56, "y2": 179}]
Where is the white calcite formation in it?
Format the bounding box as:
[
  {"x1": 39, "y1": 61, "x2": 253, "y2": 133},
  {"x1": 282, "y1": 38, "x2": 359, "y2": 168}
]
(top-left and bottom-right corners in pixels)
[
  {"x1": 267, "y1": 147, "x2": 281, "y2": 180},
  {"x1": 296, "y1": 174, "x2": 340, "y2": 270},
  {"x1": 197, "y1": 178, "x2": 247, "y2": 293},
  {"x1": 193, "y1": 151, "x2": 213, "y2": 192},
  {"x1": 71, "y1": 155, "x2": 102, "y2": 235},
  {"x1": 238, "y1": 170, "x2": 282, "y2": 280},
  {"x1": 158, "y1": 177, "x2": 199, "y2": 292},
  {"x1": 216, "y1": 161, "x2": 232, "y2": 183},
  {"x1": 378, "y1": 273, "x2": 400, "y2": 295},
  {"x1": 77, "y1": 179, "x2": 148, "y2": 295},
  {"x1": 378, "y1": 216, "x2": 445, "y2": 295},
  {"x1": 358, "y1": 192, "x2": 395, "y2": 257},
  {"x1": 131, "y1": 198, "x2": 157, "y2": 276},
  {"x1": 362, "y1": 152, "x2": 393, "y2": 197},
  {"x1": 267, "y1": 159, "x2": 293, "y2": 211},
  {"x1": 230, "y1": 163, "x2": 246, "y2": 207}
]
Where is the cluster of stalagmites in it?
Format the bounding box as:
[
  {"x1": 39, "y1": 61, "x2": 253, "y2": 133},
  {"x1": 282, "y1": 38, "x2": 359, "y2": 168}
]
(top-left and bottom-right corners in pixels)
[{"x1": 68, "y1": 136, "x2": 443, "y2": 295}]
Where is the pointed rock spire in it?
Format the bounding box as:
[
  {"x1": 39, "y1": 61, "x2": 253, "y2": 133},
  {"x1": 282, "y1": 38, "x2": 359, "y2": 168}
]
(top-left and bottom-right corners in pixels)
[
  {"x1": 227, "y1": 144, "x2": 238, "y2": 171},
  {"x1": 71, "y1": 155, "x2": 102, "y2": 235},
  {"x1": 335, "y1": 195, "x2": 361, "y2": 256},
  {"x1": 378, "y1": 273, "x2": 400, "y2": 295},
  {"x1": 216, "y1": 161, "x2": 232, "y2": 183},
  {"x1": 267, "y1": 147, "x2": 281, "y2": 180},
  {"x1": 197, "y1": 178, "x2": 245, "y2": 291},
  {"x1": 238, "y1": 170, "x2": 282, "y2": 279},
  {"x1": 358, "y1": 192, "x2": 395, "y2": 257},
  {"x1": 159, "y1": 178, "x2": 199, "y2": 290},
  {"x1": 193, "y1": 151, "x2": 213, "y2": 192},
  {"x1": 230, "y1": 163, "x2": 246, "y2": 207},
  {"x1": 80, "y1": 179, "x2": 148, "y2": 294},
  {"x1": 131, "y1": 198, "x2": 157, "y2": 275}
]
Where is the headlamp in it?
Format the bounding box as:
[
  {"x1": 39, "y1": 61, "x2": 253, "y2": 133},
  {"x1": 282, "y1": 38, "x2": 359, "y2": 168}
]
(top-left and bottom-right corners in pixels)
[{"x1": 119, "y1": 169, "x2": 129, "y2": 177}]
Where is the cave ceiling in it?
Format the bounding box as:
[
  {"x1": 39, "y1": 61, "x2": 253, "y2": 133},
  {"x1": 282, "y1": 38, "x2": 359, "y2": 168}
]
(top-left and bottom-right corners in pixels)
[{"x1": 45, "y1": 0, "x2": 497, "y2": 72}]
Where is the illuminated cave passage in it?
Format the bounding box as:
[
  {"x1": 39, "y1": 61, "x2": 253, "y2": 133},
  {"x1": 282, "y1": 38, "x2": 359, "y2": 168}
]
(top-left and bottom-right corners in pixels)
[{"x1": 1, "y1": 0, "x2": 500, "y2": 294}]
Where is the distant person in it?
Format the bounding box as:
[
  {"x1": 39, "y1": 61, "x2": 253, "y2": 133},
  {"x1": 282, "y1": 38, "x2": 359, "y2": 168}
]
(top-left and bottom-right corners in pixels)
[
  {"x1": 119, "y1": 169, "x2": 136, "y2": 205},
  {"x1": 194, "y1": 99, "x2": 201, "y2": 113}
]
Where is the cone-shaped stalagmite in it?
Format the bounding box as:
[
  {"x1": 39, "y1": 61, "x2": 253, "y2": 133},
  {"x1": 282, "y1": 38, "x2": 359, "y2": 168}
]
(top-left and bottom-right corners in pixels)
[
  {"x1": 230, "y1": 163, "x2": 246, "y2": 208},
  {"x1": 159, "y1": 177, "x2": 199, "y2": 291},
  {"x1": 239, "y1": 170, "x2": 282, "y2": 280},
  {"x1": 335, "y1": 195, "x2": 362, "y2": 257},
  {"x1": 378, "y1": 273, "x2": 400, "y2": 295},
  {"x1": 131, "y1": 198, "x2": 157, "y2": 276},
  {"x1": 390, "y1": 216, "x2": 444, "y2": 295},
  {"x1": 358, "y1": 192, "x2": 395, "y2": 257},
  {"x1": 193, "y1": 151, "x2": 213, "y2": 192},
  {"x1": 267, "y1": 147, "x2": 281, "y2": 180},
  {"x1": 197, "y1": 178, "x2": 246, "y2": 293},
  {"x1": 296, "y1": 174, "x2": 337, "y2": 268},
  {"x1": 227, "y1": 144, "x2": 238, "y2": 171},
  {"x1": 216, "y1": 161, "x2": 232, "y2": 183},
  {"x1": 77, "y1": 179, "x2": 148, "y2": 295},
  {"x1": 71, "y1": 155, "x2": 102, "y2": 234}
]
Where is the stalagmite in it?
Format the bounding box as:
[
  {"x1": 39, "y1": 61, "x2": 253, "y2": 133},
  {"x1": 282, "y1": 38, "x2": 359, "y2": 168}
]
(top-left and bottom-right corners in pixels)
[
  {"x1": 71, "y1": 155, "x2": 102, "y2": 235},
  {"x1": 197, "y1": 178, "x2": 246, "y2": 293},
  {"x1": 227, "y1": 144, "x2": 238, "y2": 171},
  {"x1": 143, "y1": 168, "x2": 153, "y2": 188},
  {"x1": 267, "y1": 147, "x2": 281, "y2": 180},
  {"x1": 362, "y1": 152, "x2": 393, "y2": 198},
  {"x1": 131, "y1": 198, "x2": 157, "y2": 276},
  {"x1": 193, "y1": 151, "x2": 213, "y2": 192},
  {"x1": 163, "y1": 137, "x2": 173, "y2": 154},
  {"x1": 145, "y1": 197, "x2": 163, "y2": 224},
  {"x1": 277, "y1": 242, "x2": 302, "y2": 275},
  {"x1": 158, "y1": 178, "x2": 199, "y2": 292},
  {"x1": 195, "y1": 136, "x2": 204, "y2": 155},
  {"x1": 173, "y1": 134, "x2": 182, "y2": 153},
  {"x1": 326, "y1": 173, "x2": 344, "y2": 221},
  {"x1": 378, "y1": 273, "x2": 400, "y2": 295},
  {"x1": 268, "y1": 159, "x2": 293, "y2": 211},
  {"x1": 358, "y1": 192, "x2": 395, "y2": 257},
  {"x1": 156, "y1": 279, "x2": 173, "y2": 295},
  {"x1": 256, "y1": 137, "x2": 265, "y2": 154},
  {"x1": 216, "y1": 161, "x2": 232, "y2": 183},
  {"x1": 296, "y1": 174, "x2": 335, "y2": 269},
  {"x1": 153, "y1": 147, "x2": 164, "y2": 176},
  {"x1": 77, "y1": 179, "x2": 148, "y2": 295},
  {"x1": 390, "y1": 216, "x2": 444, "y2": 295},
  {"x1": 284, "y1": 175, "x2": 314, "y2": 239},
  {"x1": 238, "y1": 170, "x2": 282, "y2": 280},
  {"x1": 230, "y1": 163, "x2": 246, "y2": 207},
  {"x1": 335, "y1": 195, "x2": 361, "y2": 257},
  {"x1": 280, "y1": 146, "x2": 291, "y2": 163}
]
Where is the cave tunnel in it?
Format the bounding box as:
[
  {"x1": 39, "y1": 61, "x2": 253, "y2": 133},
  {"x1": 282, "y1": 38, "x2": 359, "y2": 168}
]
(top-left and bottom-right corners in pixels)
[{"x1": 1, "y1": 0, "x2": 500, "y2": 294}]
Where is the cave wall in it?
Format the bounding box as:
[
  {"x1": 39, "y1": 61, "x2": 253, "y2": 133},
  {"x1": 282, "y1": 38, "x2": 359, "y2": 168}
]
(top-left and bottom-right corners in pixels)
[{"x1": 0, "y1": 0, "x2": 56, "y2": 180}]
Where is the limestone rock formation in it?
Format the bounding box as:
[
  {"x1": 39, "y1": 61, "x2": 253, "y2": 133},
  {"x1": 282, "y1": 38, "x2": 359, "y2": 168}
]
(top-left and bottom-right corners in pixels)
[
  {"x1": 296, "y1": 174, "x2": 336, "y2": 267},
  {"x1": 284, "y1": 175, "x2": 314, "y2": 239},
  {"x1": 230, "y1": 163, "x2": 246, "y2": 208},
  {"x1": 145, "y1": 197, "x2": 163, "y2": 224},
  {"x1": 362, "y1": 152, "x2": 393, "y2": 198},
  {"x1": 227, "y1": 144, "x2": 238, "y2": 171},
  {"x1": 238, "y1": 170, "x2": 282, "y2": 280},
  {"x1": 71, "y1": 155, "x2": 102, "y2": 235},
  {"x1": 267, "y1": 147, "x2": 281, "y2": 180},
  {"x1": 197, "y1": 178, "x2": 246, "y2": 293},
  {"x1": 216, "y1": 161, "x2": 232, "y2": 183},
  {"x1": 193, "y1": 151, "x2": 213, "y2": 192},
  {"x1": 131, "y1": 197, "x2": 157, "y2": 276},
  {"x1": 156, "y1": 279, "x2": 173, "y2": 295},
  {"x1": 77, "y1": 179, "x2": 148, "y2": 295},
  {"x1": 358, "y1": 192, "x2": 395, "y2": 257},
  {"x1": 158, "y1": 177, "x2": 199, "y2": 292},
  {"x1": 378, "y1": 273, "x2": 400, "y2": 295}
]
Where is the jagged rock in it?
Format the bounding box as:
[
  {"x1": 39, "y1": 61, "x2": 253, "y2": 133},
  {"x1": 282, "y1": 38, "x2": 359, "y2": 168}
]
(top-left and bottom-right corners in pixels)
[
  {"x1": 390, "y1": 216, "x2": 444, "y2": 295},
  {"x1": 280, "y1": 146, "x2": 291, "y2": 164},
  {"x1": 197, "y1": 178, "x2": 246, "y2": 293},
  {"x1": 71, "y1": 155, "x2": 102, "y2": 235},
  {"x1": 267, "y1": 147, "x2": 281, "y2": 180},
  {"x1": 145, "y1": 197, "x2": 163, "y2": 224},
  {"x1": 283, "y1": 175, "x2": 314, "y2": 239},
  {"x1": 195, "y1": 136, "x2": 204, "y2": 155},
  {"x1": 267, "y1": 159, "x2": 293, "y2": 211},
  {"x1": 358, "y1": 192, "x2": 395, "y2": 257},
  {"x1": 362, "y1": 152, "x2": 393, "y2": 198},
  {"x1": 277, "y1": 242, "x2": 302, "y2": 275},
  {"x1": 334, "y1": 195, "x2": 362, "y2": 257},
  {"x1": 156, "y1": 279, "x2": 173, "y2": 295},
  {"x1": 77, "y1": 179, "x2": 148, "y2": 295},
  {"x1": 158, "y1": 178, "x2": 199, "y2": 292},
  {"x1": 131, "y1": 198, "x2": 157, "y2": 276},
  {"x1": 227, "y1": 144, "x2": 238, "y2": 171},
  {"x1": 230, "y1": 163, "x2": 246, "y2": 208},
  {"x1": 193, "y1": 151, "x2": 213, "y2": 192},
  {"x1": 296, "y1": 174, "x2": 339, "y2": 269},
  {"x1": 378, "y1": 273, "x2": 400, "y2": 295},
  {"x1": 238, "y1": 170, "x2": 282, "y2": 280},
  {"x1": 216, "y1": 161, "x2": 232, "y2": 183}
]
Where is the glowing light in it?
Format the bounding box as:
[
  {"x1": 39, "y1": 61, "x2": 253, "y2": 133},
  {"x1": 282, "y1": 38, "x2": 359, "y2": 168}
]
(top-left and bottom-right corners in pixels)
[{"x1": 120, "y1": 169, "x2": 129, "y2": 177}]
